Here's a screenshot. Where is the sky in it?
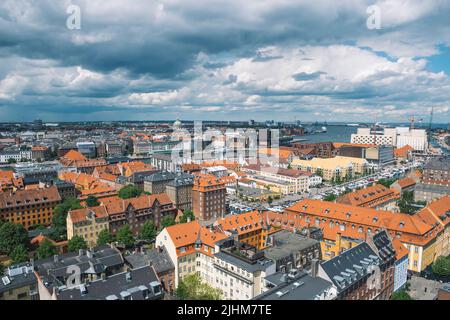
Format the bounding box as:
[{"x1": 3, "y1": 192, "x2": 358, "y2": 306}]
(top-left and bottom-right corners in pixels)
[{"x1": 0, "y1": 0, "x2": 449, "y2": 123}]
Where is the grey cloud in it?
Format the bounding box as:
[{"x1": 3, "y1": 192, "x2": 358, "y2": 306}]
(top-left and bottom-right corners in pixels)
[{"x1": 292, "y1": 71, "x2": 327, "y2": 81}]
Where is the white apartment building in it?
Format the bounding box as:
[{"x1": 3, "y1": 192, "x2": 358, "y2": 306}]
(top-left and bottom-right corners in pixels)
[
  {"x1": 241, "y1": 166, "x2": 310, "y2": 194},
  {"x1": 156, "y1": 221, "x2": 276, "y2": 300},
  {"x1": 0, "y1": 150, "x2": 32, "y2": 163},
  {"x1": 351, "y1": 127, "x2": 427, "y2": 151},
  {"x1": 156, "y1": 221, "x2": 230, "y2": 288},
  {"x1": 306, "y1": 172, "x2": 323, "y2": 187},
  {"x1": 212, "y1": 246, "x2": 275, "y2": 300}
]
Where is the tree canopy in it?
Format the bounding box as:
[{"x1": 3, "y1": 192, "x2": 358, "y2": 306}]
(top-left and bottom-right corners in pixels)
[
  {"x1": 161, "y1": 216, "x2": 176, "y2": 229},
  {"x1": 97, "y1": 229, "x2": 114, "y2": 246},
  {"x1": 85, "y1": 195, "x2": 100, "y2": 207},
  {"x1": 398, "y1": 191, "x2": 426, "y2": 215},
  {"x1": 52, "y1": 197, "x2": 83, "y2": 240},
  {"x1": 138, "y1": 221, "x2": 157, "y2": 242},
  {"x1": 10, "y1": 244, "x2": 29, "y2": 264},
  {"x1": 36, "y1": 239, "x2": 57, "y2": 260},
  {"x1": 68, "y1": 235, "x2": 88, "y2": 252},
  {"x1": 118, "y1": 185, "x2": 143, "y2": 199},
  {"x1": 176, "y1": 273, "x2": 222, "y2": 300},
  {"x1": 178, "y1": 210, "x2": 195, "y2": 224},
  {"x1": 432, "y1": 255, "x2": 450, "y2": 276},
  {"x1": 378, "y1": 178, "x2": 396, "y2": 188},
  {"x1": 323, "y1": 193, "x2": 337, "y2": 202},
  {"x1": 391, "y1": 289, "x2": 413, "y2": 300},
  {"x1": 116, "y1": 225, "x2": 135, "y2": 247},
  {"x1": 0, "y1": 222, "x2": 28, "y2": 255}
]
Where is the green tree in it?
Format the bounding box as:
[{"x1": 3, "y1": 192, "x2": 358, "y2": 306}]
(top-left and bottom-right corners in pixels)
[
  {"x1": 176, "y1": 273, "x2": 222, "y2": 300},
  {"x1": 116, "y1": 225, "x2": 135, "y2": 247},
  {"x1": 7, "y1": 158, "x2": 16, "y2": 164},
  {"x1": 138, "y1": 221, "x2": 157, "y2": 242},
  {"x1": 0, "y1": 263, "x2": 5, "y2": 275},
  {"x1": 432, "y1": 256, "x2": 450, "y2": 276},
  {"x1": 52, "y1": 197, "x2": 83, "y2": 240},
  {"x1": 97, "y1": 229, "x2": 113, "y2": 246},
  {"x1": 398, "y1": 191, "x2": 424, "y2": 215},
  {"x1": 323, "y1": 193, "x2": 337, "y2": 202},
  {"x1": 378, "y1": 178, "x2": 395, "y2": 188},
  {"x1": 0, "y1": 222, "x2": 28, "y2": 255},
  {"x1": 267, "y1": 196, "x2": 273, "y2": 204},
  {"x1": 161, "y1": 216, "x2": 176, "y2": 229},
  {"x1": 179, "y1": 210, "x2": 195, "y2": 224},
  {"x1": 118, "y1": 185, "x2": 143, "y2": 199},
  {"x1": 10, "y1": 244, "x2": 29, "y2": 264},
  {"x1": 67, "y1": 235, "x2": 88, "y2": 252},
  {"x1": 85, "y1": 195, "x2": 100, "y2": 207},
  {"x1": 315, "y1": 168, "x2": 323, "y2": 177},
  {"x1": 391, "y1": 289, "x2": 413, "y2": 300},
  {"x1": 36, "y1": 239, "x2": 57, "y2": 260}
]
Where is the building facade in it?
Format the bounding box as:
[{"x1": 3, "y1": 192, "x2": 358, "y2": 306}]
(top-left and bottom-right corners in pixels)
[
  {"x1": 192, "y1": 174, "x2": 226, "y2": 222},
  {"x1": 67, "y1": 206, "x2": 110, "y2": 247},
  {"x1": 165, "y1": 174, "x2": 194, "y2": 211},
  {"x1": 336, "y1": 184, "x2": 400, "y2": 211},
  {"x1": 0, "y1": 186, "x2": 62, "y2": 229}
]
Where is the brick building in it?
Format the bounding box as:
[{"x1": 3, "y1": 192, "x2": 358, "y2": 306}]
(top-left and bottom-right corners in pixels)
[
  {"x1": 192, "y1": 174, "x2": 226, "y2": 222},
  {"x1": 318, "y1": 230, "x2": 396, "y2": 300},
  {"x1": 336, "y1": 184, "x2": 400, "y2": 211},
  {"x1": 0, "y1": 186, "x2": 61, "y2": 229},
  {"x1": 165, "y1": 174, "x2": 194, "y2": 211},
  {"x1": 292, "y1": 141, "x2": 335, "y2": 158},
  {"x1": 100, "y1": 193, "x2": 178, "y2": 236}
]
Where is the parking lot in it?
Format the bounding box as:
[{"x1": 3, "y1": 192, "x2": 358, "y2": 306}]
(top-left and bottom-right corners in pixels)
[{"x1": 226, "y1": 158, "x2": 426, "y2": 214}]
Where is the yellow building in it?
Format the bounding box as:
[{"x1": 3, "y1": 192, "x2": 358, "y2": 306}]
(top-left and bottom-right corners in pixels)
[
  {"x1": 0, "y1": 186, "x2": 61, "y2": 229},
  {"x1": 66, "y1": 206, "x2": 109, "y2": 246},
  {"x1": 320, "y1": 233, "x2": 362, "y2": 260},
  {"x1": 291, "y1": 156, "x2": 368, "y2": 181},
  {"x1": 214, "y1": 210, "x2": 270, "y2": 250},
  {"x1": 278, "y1": 196, "x2": 450, "y2": 273}
]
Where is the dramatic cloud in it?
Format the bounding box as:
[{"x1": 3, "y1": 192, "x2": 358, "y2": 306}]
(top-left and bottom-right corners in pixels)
[{"x1": 0, "y1": 0, "x2": 449, "y2": 122}]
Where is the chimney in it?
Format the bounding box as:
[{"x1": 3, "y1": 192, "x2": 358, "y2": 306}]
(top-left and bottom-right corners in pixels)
[
  {"x1": 86, "y1": 249, "x2": 93, "y2": 259},
  {"x1": 79, "y1": 249, "x2": 85, "y2": 257},
  {"x1": 311, "y1": 259, "x2": 319, "y2": 278},
  {"x1": 53, "y1": 254, "x2": 59, "y2": 263}
]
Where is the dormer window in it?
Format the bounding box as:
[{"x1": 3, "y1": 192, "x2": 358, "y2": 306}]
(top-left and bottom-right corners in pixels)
[{"x1": 399, "y1": 221, "x2": 405, "y2": 228}]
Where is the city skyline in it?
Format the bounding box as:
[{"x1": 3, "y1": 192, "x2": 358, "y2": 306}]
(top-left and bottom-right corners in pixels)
[{"x1": 0, "y1": 1, "x2": 449, "y2": 122}]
